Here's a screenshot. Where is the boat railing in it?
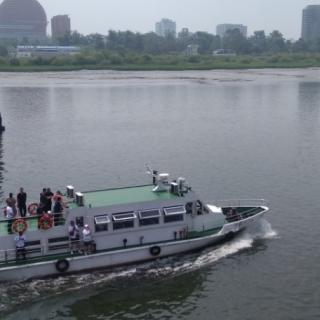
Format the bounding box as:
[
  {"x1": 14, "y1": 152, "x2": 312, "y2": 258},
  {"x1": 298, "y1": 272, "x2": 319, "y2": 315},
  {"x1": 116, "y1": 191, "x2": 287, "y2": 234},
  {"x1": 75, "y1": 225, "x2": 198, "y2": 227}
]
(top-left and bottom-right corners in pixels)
[
  {"x1": 0, "y1": 248, "x2": 16, "y2": 263},
  {"x1": 0, "y1": 213, "x2": 67, "y2": 236},
  {"x1": 0, "y1": 245, "x2": 45, "y2": 264},
  {"x1": 208, "y1": 199, "x2": 268, "y2": 208},
  {"x1": 0, "y1": 239, "x2": 84, "y2": 265}
]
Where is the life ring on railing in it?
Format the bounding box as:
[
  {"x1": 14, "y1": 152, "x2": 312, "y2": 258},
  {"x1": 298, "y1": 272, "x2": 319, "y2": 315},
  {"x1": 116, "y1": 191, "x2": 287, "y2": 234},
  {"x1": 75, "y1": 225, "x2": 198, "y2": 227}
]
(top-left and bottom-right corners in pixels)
[
  {"x1": 28, "y1": 203, "x2": 38, "y2": 216},
  {"x1": 55, "y1": 259, "x2": 69, "y2": 273},
  {"x1": 12, "y1": 218, "x2": 28, "y2": 234},
  {"x1": 150, "y1": 245, "x2": 161, "y2": 256},
  {"x1": 39, "y1": 214, "x2": 54, "y2": 230}
]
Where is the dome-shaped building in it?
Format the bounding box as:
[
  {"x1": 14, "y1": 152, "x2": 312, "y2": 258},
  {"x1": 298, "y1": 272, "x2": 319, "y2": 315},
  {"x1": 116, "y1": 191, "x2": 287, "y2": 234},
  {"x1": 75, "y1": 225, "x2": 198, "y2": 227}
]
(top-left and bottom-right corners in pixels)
[{"x1": 0, "y1": 0, "x2": 47, "y2": 39}]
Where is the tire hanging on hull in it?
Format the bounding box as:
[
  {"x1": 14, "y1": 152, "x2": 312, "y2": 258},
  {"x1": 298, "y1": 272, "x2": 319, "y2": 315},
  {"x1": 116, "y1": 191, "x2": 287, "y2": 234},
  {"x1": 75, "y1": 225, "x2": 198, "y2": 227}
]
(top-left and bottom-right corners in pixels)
[
  {"x1": 55, "y1": 259, "x2": 69, "y2": 273},
  {"x1": 149, "y1": 245, "x2": 161, "y2": 256}
]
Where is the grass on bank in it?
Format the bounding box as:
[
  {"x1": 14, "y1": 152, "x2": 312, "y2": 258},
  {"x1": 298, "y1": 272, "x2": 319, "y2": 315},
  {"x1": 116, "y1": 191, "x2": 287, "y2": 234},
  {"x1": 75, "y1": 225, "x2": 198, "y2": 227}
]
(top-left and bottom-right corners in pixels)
[{"x1": 0, "y1": 53, "x2": 320, "y2": 72}]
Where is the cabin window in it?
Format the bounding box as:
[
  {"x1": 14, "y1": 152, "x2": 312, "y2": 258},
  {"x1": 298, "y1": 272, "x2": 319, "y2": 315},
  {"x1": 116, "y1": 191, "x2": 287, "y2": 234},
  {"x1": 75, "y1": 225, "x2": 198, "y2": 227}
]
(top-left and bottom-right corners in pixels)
[
  {"x1": 48, "y1": 237, "x2": 69, "y2": 251},
  {"x1": 186, "y1": 202, "x2": 193, "y2": 214},
  {"x1": 112, "y1": 212, "x2": 136, "y2": 230},
  {"x1": 139, "y1": 209, "x2": 160, "y2": 226},
  {"x1": 197, "y1": 200, "x2": 203, "y2": 215},
  {"x1": 76, "y1": 216, "x2": 84, "y2": 227},
  {"x1": 25, "y1": 240, "x2": 41, "y2": 246},
  {"x1": 48, "y1": 236, "x2": 69, "y2": 243},
  {"x1": 94, "y1": 215, "x2": 110, "y2": 232},
  {"x1": 163, "y1": 206, "x2": 185, "y2": 223}
]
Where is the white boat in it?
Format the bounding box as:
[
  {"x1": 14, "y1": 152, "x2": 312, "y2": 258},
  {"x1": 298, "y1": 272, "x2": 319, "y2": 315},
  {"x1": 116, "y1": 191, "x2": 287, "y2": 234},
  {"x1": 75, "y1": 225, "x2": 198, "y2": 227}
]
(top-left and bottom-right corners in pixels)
[{"x1": 0, "y1": 169, "x2": 269, "y2": 282}]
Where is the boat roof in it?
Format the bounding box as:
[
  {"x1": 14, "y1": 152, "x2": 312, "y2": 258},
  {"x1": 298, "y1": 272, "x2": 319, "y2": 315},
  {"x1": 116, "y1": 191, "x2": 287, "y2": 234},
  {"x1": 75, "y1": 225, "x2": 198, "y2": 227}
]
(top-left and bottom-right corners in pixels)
[{"x1": 69, "y1": 185, "x2": 184, "y2": 209}]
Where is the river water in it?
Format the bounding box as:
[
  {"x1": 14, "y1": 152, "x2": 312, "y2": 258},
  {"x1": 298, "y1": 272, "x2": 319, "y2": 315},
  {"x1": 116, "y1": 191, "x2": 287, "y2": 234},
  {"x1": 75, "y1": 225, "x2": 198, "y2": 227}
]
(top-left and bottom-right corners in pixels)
[{"x1": 0, "y1": 69, "x2": 319, "y2": 319}]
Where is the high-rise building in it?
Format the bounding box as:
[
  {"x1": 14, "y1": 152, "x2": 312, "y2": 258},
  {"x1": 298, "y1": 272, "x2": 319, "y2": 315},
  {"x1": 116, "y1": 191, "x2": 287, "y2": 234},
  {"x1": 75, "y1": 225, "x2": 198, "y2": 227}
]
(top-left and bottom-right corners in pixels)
[
  {"x1": 302, "y1": 5, "x2": 320, "y2": 42},
  {"x1": 51, "y1": 15, "x2": 71, "y2": 39},
  {"x1": 216, "y1": 24, "x2": 247, "y2": 38},
  {"x1": 0, "y1": 0, "x2": 47, "y2": 40},
  {"x1": 155, "y1": 18, "x2": 176, "y2": 37}
]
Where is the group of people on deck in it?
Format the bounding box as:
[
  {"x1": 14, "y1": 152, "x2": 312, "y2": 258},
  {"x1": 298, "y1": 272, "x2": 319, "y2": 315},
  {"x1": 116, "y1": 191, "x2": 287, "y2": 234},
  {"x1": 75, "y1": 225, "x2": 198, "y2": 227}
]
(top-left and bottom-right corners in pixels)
[
  {"x1": 3, "y1": 187, "x2": 67, "y2": 234},
  {"x1": 68, "y1": 221, "x2": 93, "y2": 255},
  {"x1": 4, "y1": 188, "x2": 27, "y2": 234},
  {"x1": 2, "y1": 188, "x2": 95, "y2": 260},
  {"x1": 38, "y1": 188, "x2": 66, "y2": 225}
]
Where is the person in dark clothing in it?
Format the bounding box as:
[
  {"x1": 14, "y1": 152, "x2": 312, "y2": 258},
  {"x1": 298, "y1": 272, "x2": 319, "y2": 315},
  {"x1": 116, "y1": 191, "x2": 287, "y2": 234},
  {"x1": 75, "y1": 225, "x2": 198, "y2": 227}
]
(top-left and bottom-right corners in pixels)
[
  {"x1": 17, "y1": 187, "x2": 27, "y2": 217},
  {"x1": 40, "y1": 188, "x2": 47, "y2": 208},
  {"x1": 36, "y1": 203, "x2": 45, "y2": 216},
  {"x1": 45, "y1": 188, "x2": 54, "y2": 212},
  {"x1": 53, "y1": 196, "x2": 63, "y2": 226}
]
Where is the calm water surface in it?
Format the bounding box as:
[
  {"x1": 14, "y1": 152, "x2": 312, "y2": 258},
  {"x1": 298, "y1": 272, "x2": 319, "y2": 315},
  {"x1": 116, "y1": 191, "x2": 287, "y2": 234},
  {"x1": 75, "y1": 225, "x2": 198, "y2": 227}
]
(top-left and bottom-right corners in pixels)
[{"x1": 0, "y1": 69, "x2": 320, "y2": 319}]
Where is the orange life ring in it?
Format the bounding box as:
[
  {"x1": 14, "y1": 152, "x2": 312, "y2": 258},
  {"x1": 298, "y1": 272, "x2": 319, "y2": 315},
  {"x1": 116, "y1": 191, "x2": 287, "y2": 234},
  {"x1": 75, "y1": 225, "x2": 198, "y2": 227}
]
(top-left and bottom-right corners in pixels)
[
  {"x1": 39, "y1": 214, "x2": 54, "y2": 230},
  {"x1": 28, "y1": 203, "x2": 39, "y2": 216},
  {"x1": 12, "y1": 218, "x2": 28, "y2": 234}
]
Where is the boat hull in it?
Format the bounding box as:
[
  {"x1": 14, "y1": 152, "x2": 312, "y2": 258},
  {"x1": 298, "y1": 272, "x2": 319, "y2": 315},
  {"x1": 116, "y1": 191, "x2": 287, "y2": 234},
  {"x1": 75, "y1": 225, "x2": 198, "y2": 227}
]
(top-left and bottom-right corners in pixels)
[{"x1": 0, "y1": 208, "x2": 266, "y2": 282}]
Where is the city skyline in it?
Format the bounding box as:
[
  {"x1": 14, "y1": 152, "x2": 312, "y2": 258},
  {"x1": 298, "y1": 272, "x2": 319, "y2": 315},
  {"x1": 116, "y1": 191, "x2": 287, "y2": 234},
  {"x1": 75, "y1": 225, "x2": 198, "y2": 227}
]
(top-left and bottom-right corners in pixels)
[{"x1": 39, "y1": 0, "x2": 318, "y2": 39}]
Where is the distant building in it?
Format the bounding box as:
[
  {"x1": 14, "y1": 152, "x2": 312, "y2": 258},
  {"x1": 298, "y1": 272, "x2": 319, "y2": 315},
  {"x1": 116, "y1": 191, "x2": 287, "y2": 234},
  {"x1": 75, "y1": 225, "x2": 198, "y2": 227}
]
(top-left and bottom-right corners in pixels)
[
  {"x1": 51, "y1": 15, "x2": 71, "y2": 39},
  {"x1": 178, "y1": 27, "x2": 189, "y2": 38},
  {"x1": 216, "y1": 24, "x2": 247, "y2": 38},
  {"x1": 302, "y1": 5, "x2": 320, "y2": 42},
  {"x1": 16, "y1": 46, "x2": 80, "y2": 59},
  {"x1": 185, "y1": 44, "x2": 199, "y2": 56},
  {"x1": 0, "y1": 0, "x2": 47, "y2": 40},
  {"x1": 155, "y1": 18, "x2": 176, "y2": 37}
]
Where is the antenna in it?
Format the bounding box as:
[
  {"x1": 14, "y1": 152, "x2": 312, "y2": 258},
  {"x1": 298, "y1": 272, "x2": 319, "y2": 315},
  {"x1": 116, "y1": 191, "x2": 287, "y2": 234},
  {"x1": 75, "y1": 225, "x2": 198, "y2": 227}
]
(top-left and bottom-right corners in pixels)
[
  {"x1": 145, "y1": 164, "x2": 158, "y2": 185},
  {"x1": 145, "y1": 164, "x2": 153, "y2": 175}
]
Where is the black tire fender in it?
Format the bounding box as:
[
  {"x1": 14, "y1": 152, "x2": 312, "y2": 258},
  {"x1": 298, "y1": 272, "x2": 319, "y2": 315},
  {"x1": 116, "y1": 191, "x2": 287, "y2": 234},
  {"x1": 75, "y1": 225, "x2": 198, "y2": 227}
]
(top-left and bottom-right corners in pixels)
[
  {"x1": 150, "y1": 245, "x2": 161, "y2": 256},
  {"x1": 55, "y1": 259, "x2": 70, "y2": 273}
]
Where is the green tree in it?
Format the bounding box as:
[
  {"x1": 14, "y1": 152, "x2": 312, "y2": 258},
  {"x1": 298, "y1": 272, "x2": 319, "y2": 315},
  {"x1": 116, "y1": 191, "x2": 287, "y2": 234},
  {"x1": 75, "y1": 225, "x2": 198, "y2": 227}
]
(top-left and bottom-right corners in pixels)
[
  {"x1": 267, "y1": 30, "x2": 287, "y2": 53},
  {"x1": 249, "y1": 31, "x2": 267, "y2": 54},
  {"x1": 223, "y1": 29, "x2": 251, "y2": 53},
  {"x1": 193, "y1": 32, "x2": 218, "y2": 54},
  {"x1": 87, "y1": 33, "x2": 105, "y2": 49}
]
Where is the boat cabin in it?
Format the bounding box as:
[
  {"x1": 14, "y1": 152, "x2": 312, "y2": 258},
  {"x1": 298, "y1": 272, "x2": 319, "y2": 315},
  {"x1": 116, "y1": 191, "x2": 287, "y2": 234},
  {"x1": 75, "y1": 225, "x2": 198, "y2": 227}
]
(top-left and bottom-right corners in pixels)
[{"x1": 0, "y1": 174, "x2": 226, "y2": 264}]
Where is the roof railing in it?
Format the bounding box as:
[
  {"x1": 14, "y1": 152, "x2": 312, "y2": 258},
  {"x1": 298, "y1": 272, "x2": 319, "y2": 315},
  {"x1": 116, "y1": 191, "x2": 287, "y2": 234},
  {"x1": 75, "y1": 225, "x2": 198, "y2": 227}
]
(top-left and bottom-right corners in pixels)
[{"x1": 208, "y1": 199, "x2": 269, "y2": 208}]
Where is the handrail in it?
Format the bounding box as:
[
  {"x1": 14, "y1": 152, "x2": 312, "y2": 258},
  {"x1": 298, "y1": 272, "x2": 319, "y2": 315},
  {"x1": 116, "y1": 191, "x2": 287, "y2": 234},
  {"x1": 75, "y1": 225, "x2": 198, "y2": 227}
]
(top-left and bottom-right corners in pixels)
[
  {"x1": 0, "y1": 239, "x2": 86, "y2": 265},
  {"x1": 0, "y1": 213, "x2": 66, "y2": 236},
  {"x1": 0, "y1": 211, "x2": 66, "y2": 223},
  {"x1": 207, "y1": 199, "x2": 269, "y2": 208},
  {"x1": 225, "y1": 207, "x2": 265, "y2": 222}
]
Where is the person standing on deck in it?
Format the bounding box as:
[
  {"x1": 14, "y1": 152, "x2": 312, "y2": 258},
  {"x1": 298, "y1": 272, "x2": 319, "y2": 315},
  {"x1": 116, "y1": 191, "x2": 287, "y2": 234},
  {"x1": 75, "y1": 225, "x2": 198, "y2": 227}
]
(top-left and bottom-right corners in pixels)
[
  {"x1": 40, "y1": 188, "x2": 47, "y2": 210},
  {"x1": 5, "y1": 205, "x2": 14, "y2": 234},
  {"x1": 53, "y1": 196, "x2": 63, "y2": 226},
  {"x1": 6, "y1": 193, "x2": 17, "y2": 216},
  {"x1": 45, "y1": 188, "x2": 54, "y2": 212},
  {"x1": 68, "y1": 220, "x2": 80, "y2": 254},
  {"x1": 14, "y1": 231, "x2": 26, "y2": 260},
  {"x1": 82, "y1": 224, "x2": 92, "y2": 254},
  {"x1": 17, "y1": 187, "x2": 27, "y2": 217}
]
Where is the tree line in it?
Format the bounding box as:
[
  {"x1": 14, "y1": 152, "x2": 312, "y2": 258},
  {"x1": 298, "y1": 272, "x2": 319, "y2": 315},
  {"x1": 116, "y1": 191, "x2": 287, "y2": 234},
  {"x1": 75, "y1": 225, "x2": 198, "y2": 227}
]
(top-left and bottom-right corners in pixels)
[
  {"x1": 57, "y1": 29, "x2": 320, "y2": 54},
  {"x1": 0, "y1": 28, "x2": 319, "y2": 58}
]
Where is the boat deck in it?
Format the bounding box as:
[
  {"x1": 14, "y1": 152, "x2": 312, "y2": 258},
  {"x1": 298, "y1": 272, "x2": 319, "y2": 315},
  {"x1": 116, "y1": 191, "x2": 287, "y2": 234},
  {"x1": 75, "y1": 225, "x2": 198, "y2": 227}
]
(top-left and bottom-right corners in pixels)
[{"x1": 69, "y1": 184, "x2": 181, "y2": 208}]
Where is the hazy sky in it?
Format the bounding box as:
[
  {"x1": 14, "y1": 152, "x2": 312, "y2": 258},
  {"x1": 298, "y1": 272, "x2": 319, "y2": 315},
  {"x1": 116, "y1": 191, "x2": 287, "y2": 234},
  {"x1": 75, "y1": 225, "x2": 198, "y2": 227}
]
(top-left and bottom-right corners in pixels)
[{"x1": 40, "y1": 0, "x2": 317, "y2": 39}]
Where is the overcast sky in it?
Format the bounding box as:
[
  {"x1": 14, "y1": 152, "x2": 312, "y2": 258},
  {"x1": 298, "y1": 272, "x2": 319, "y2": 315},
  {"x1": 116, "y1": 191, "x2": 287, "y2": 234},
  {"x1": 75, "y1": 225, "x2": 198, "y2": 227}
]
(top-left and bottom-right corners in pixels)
[{"x1": 40, "y1": 0, "x2": 318, "y2": 39}]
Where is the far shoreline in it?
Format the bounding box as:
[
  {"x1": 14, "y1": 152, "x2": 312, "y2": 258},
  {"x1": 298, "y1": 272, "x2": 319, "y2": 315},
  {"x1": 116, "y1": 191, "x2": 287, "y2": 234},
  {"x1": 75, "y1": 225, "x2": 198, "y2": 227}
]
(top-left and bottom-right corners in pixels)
[
  {"x1": 0, "y1": 53, "x2": 320, "y2": 73},
  {"x1": 0, "y1": 64, "x2": 320, "y2": 73}
]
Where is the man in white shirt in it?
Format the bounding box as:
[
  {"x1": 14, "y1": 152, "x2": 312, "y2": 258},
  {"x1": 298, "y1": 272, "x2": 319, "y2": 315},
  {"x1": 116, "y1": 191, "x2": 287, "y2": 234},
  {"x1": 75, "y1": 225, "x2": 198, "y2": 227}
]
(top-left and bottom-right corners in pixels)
[
  {"x1": 5, "y1": 205, "x2": 14, "y2": 234},
  {"x1": 82, "y1": 224, "x2": 92, "y2": 254}
]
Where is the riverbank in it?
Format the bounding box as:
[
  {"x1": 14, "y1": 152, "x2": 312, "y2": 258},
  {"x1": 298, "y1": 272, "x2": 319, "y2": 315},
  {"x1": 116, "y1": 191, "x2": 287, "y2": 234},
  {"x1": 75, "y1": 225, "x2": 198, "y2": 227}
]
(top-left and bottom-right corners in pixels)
[{"x1": 1, "y1": 53, "x2": 320, "y2": 72}]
